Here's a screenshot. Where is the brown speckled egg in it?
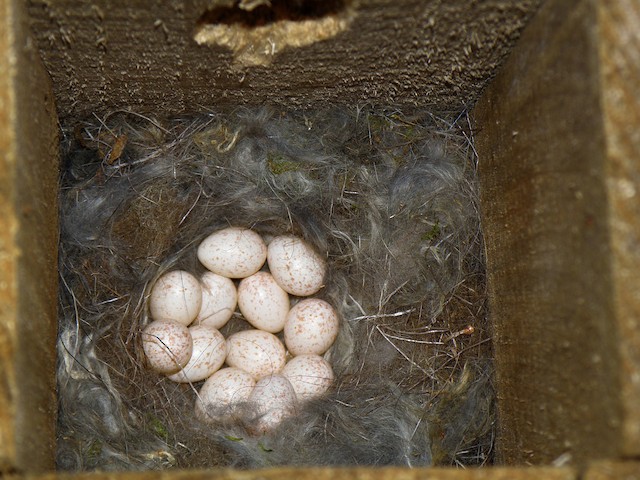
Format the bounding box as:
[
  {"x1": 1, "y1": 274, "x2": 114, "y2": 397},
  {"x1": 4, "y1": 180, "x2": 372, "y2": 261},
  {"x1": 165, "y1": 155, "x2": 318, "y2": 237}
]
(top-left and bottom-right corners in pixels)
[
  {"x1": 247, "y1": 374, "x2": 297, "y2": 435},
  {"x1": 142, "y1": 320, "x2": 193, "y2": 374},
  {"x1": 226, "y1": 329, "x2": 286, "y2": 379},
  {"x1": 284, "y1": 298, "x2": 339, "y2": 356},
  {"x1": 195, "y1": 367, "x2": 256, "y2": 421},
  {"x1": 281, "y1": 354, "x2": 334, "y2": 400},
  {"x1": 238, "y1": 272, "x2": 289, "y2": 333},
  {"x1": 197, "y1": 227, "x2": 267, "y2": 278},
  {"x1": 166, "y1": 325, "x2": 226, "y2": 383},
  {"x1": 195, "y1": 272, "x2": 237, "y2": 329},
  {"x1": 149, "y1": 270, "x2": 202, "y2": 325},
  {"x1": 267, "y1": 235, "x2": 326, "y2": 296}
]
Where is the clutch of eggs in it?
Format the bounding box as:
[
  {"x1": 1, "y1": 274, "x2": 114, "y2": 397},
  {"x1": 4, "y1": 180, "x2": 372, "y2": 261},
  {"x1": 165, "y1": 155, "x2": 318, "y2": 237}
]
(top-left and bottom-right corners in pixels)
[{"x1": 141, "y1": 226, "x2": 338, "y2": 433}]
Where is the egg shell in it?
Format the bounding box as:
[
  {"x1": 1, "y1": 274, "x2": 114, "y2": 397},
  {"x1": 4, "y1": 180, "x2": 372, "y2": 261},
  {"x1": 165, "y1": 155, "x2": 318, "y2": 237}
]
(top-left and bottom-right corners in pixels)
[
  {"x1": 149, "y1": 270, "x2": 202, "y2": 325},
  {"x1": 195, "y1": 367, "x2": 256, "y2": 421},
  {"x1": 226, "y1": 329, "x2": 287, "y2": 379},
  {"x1": 281, "y1": 354, "x2": 334, "y2": 400},
  {"x1": 166, "y1": 325, "x2": 227, "y2": 383},
  {"x1": 195, "y1": 272, "x2": 237, "y2": 329},
  {"x1": 247, "y1": 374, "x2": 297, "y2": 435},
  {"x1": 197, "y1": 227, "x2": 267, "y2": 278},
  {"x1": 267, "y1": 235, "x2": 326, "y2": 296},
  {"x1": 238, "y1": 272, "x2": 289, "y2": 333},
  {"x1": 284, "y1": 298, "x2": 339, "y2": 356},
  {"x1": 142, "y1": 320, "x2": 193, "y2": 374}
]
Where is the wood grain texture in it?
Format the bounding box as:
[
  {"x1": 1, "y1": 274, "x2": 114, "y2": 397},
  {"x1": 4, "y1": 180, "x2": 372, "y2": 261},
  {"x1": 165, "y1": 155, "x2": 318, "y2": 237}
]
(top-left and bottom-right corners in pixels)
[
  {"x1": 0, "y1": 0, "x2": 59, "y2": 473},
  {"x1": 27, "y1": 0, "x2": 542, "y2": 122},
  {"x1": 474, "y1": 0, "x2": 624, "y2": 466},
  {"x1": 597, "y1": 0, "x2": 640, "y2": 458},
  {"x1": 0, "y1": 0, "x2": 20, "y2": 469},
  {"x1": 584, "y1": 461, "x2": 640, "y2": 480},
  {"x1": 12, "y1": 466, "x2": 577, "y2": 480}
]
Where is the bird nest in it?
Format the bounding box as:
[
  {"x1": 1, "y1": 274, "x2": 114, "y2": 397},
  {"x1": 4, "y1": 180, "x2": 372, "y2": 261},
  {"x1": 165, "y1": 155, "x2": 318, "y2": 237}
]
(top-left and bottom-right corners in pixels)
[{"x1": 56, "y1": 106, "x2": 494, "y2": 471}]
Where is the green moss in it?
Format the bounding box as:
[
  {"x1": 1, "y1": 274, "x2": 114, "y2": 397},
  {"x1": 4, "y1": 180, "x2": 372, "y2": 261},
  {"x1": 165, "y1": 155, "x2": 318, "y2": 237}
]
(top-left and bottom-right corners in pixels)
[
  {"x1": 86, "y1": 440, "x2": 103, "y2": 461},
  {"x1": 392, "y1": 155, "x2": 407, "y2": 167},
  {"x1": 258, "y1": 442, "x2": 274, "y2": 453},
  {"x1": 147, "y1": 414, "x2": 169, "y2": 441},
  {"x1": 366, "y1": 114, "x2": 390, "y2": 142},
  {"x1": 267, "y1": 152, "x2": 301, "y2": 174},
  {"x1": 422, "y1": 220, "x2": 441, "y2": 242}
]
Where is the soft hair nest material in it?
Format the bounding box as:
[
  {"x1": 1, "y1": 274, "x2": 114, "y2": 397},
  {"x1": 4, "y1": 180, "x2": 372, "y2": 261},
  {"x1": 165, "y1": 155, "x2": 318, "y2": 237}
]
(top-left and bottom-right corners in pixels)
[{"x1": 57, "y1": 107, "x2": 494, "y2": 471}]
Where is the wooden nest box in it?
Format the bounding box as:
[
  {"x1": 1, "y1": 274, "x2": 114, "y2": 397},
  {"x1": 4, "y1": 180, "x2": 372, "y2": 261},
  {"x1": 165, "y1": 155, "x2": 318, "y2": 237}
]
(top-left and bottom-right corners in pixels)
[{"x1": 0, "y1": 0, "x2": 639, "y2": 478}]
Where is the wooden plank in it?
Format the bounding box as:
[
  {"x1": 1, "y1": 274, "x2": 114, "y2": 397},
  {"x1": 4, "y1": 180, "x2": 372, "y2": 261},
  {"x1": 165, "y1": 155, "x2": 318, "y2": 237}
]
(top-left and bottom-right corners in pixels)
[
  {"x1": 13, "y1": 466, "x2": 577, "y2": 480},
  {"x1": 473, "y1": 0, "x2": 626, "y2": 466},
  {"x1": 584, "y1": 461, "x2": 640, "y2": 480},
  {"x1": 27, "y1": 0, "x2": 542, "y2": 122},
  {"x1": 0, "y1": 0, "x2": 59, "y2": 473},
  {"x1": 597, "y1": 0, "x2": 640, "y2": 458},
  {"x1": 476, "y1": 0, "x2": 640, "y2": 463}
]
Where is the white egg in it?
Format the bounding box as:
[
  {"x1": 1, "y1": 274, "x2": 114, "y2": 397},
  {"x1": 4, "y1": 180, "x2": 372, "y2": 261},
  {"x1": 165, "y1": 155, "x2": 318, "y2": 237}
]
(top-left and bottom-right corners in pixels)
[
  {"x1": 195, "y1": 272, "x2": 237, "y2": 329},
  {"x1": 284, "y1": 298, "x2": 339, "y2": 356},
  {"x1": 237, "y1": 272, "x2": 289, "y2": 333},
  {"x1": 267, "y1": 235, "x2": 326, "y2": 296},
  {"x1": 149, "y1": 270, "x2": 202, "y2": 325},
  {"x1": 281, "y1": 354, "x2": 334, "y2": 400},
  {"x1": 166, "y1": 325, "x2": 227, "y2": 383},
  {"x1": 226, "y1": 329, "x2": 287, "y2": 379},
  {"x1": 247, "y1": 374, "x2": 297, "y2": 435},
  {"x1": 142, "y1": 320, "x2": 193, "y2": 374},
  {"x1": 197, "y1": 227, "x2": 267, "y2": 278},
  {"x1": 195, "y1": 367, "x2": 256, "y2": 421}
]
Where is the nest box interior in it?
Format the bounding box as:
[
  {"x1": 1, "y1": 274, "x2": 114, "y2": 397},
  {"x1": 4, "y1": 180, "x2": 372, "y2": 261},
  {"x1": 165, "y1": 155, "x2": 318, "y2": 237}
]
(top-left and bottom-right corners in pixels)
[{"x1": 1, "y1": 0, "x2": 639, "y2": 478}]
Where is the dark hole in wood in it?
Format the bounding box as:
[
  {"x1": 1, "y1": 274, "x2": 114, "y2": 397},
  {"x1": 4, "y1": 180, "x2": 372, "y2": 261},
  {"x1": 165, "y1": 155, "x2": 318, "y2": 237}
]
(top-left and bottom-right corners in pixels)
[{"x1": 196, "y1": 0, "x2": 348, "y2": 29}]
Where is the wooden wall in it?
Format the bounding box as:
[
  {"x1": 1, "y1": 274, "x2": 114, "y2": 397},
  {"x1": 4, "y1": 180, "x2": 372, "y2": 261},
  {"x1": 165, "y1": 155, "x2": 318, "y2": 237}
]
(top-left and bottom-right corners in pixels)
[
  {"x1": 475, "y1": 0, "x2": 640, "y2": 466},
  {"x1": 0, "y1": 0, "x2": 59, "y2": 473},
  {"x1": 27, "y1": 0, "x2": 541, "y2": 122}
]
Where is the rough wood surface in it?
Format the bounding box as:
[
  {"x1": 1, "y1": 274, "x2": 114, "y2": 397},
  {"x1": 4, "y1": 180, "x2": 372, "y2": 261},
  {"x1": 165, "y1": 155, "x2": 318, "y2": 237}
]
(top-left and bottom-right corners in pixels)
[
  {"x1": 0, "y1": 0, "x2": 59, "y2": 473},
  {"x1": 597, "y1": 0, "x2": 640, "y2": 458},
  {"x1": 13, "y1": 466, "x2": 577, "y2": 480},
  {"x1": 474, "y1": 0, "x2": 640, "y2": 466},
  {"x1": 584, "y1": 461, "x2": 640, "y2": 480},
  {"x1": 27, "y1": 0, "x2": 542, "y2": 122}
]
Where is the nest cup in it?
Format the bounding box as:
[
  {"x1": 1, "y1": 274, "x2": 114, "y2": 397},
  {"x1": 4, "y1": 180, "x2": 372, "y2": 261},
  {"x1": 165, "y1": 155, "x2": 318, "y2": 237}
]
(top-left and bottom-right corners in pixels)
[{"x1": 56, "y1": 107, "x2": 494, "y2": 471}]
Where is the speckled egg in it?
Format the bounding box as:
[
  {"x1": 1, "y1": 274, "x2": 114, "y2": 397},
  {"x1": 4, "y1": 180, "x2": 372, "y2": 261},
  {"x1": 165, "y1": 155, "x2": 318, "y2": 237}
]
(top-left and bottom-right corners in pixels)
[
  {"x1": 267, "y1": 235, "x2": 326, "y2": 296},
  {"x1": 247, "y1": 374, "x2": 297, "y2": 435},
  {"x1": 284, "y1": 298, "x2": 339, "y2": 356},
  {"x1": 281, "y1": 354, "x2": 334, "y2": 400},
  {"x1": 197, "y1": 227, "x2": 267, "y2": 278},
  {"x1": 166, "y1": 325, "x2": 227, "y2": 383},
  {"x1": 195, "y1": 367, "x2": 256, "y2": 421},
  {"x1": 195, "y1": 272, "x2": 237, "y2": 329},
  {"x1": 226, "y1": 329, "x2": 287, "y2": 379},
  {"x1": 142, "y1": 320, "x2": 193, "y2": 374},
  {"x1": 149, "y1": 270, "x2": 202, "y2": 325},
  {"x1": 237, "y1": 272, "x2": 289, "y2": 333}
]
